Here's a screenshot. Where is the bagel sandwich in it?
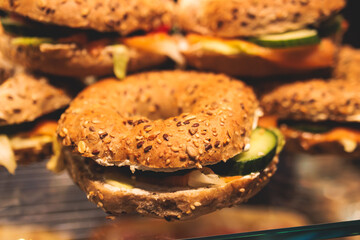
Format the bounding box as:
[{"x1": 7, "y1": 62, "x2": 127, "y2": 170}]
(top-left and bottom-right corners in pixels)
[
  {"x1": 0, "y1": 66, "x2": 73, "y2": 173},
  {"x1": 177, "y1": 0, "x2": 346, "y2": 77},
  {"x1": 0, "y1": 0, "x2": 182, "y2": 78},
  {"x1": 258, "y1": 46, "x2": 360, "y2": 156},
  {"x1": 55, "y1": 71, "x2": 284, "y2": 220}
]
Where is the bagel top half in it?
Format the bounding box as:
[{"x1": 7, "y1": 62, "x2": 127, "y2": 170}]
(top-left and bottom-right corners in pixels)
[
  {"x1": 177, "y1": 0, "x2": 345, "y2": 38},
  {"x1": 0, "y1": 0, "x2": 174, "y2": 35},
  {"x1": 258, "y1": 46, "x2": 360, "y2": 155},
  {"x1": 57, "y1": 71, "x2": 259, "y2": 171}
]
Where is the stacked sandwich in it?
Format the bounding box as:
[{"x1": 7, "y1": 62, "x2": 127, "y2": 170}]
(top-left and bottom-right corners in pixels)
[
  {"x1": 0, "y1": 0, "x2": 176, "y2": 173},
  {"x1": 0, "y1": 0, "x2": 358, "y2": 223}
]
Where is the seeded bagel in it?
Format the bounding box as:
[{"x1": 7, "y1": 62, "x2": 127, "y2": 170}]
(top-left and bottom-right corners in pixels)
[
  {"x1": 176, "y1": 0, "x2": 345, "y2": 38},
  {"x1": 65, "y1": 149, "x2": 278, "y2": 220},
  {"x1": 58, "y1": 71, "x2": 259, "y2": 171},
  {"x1": 0, "y1": 73, "x2": 71, "y2": 126},
  {"x1": 261, "y1": 78, "x2": 360, "y2": 122},
  {"x1": 0, "y1": 32, "x2": 168, "y2": 77},
  {"x1": 0, "y1": 0, "x2": 174, "y2": 35}
]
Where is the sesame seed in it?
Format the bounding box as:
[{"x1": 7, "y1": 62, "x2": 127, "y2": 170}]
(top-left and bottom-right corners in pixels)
[
  {"x1": 194, "y1": 201, "x2": 201, "y2": 207},
  {"x1": 78, "y1": 141, "x2": 86, "y2": 153},
  {"x1": 144, "y1": 125, "x2": 153, "y2": 132},
  {"x1": 185, "y1": 115, "x2": 196, "y2": 121},
  {"x1": 214, "y1": 141, "x2": 221, "y2": 148},
  {"x1": 186, "y1": 145, "x2": 197, "y2": 158},
  {"x1": 98, "y1": 193, "x2": 104, "y2": 200},
  {"x1": 239, "y1": 188, "x2": 245, "y2": 193},
  {"x1": 176, "y1": 121, "x2": 182, "y2": 127},
  {"x1": 89, "y1": 126, "x2": 95, "y2": 132},
  {"x1": 156, "y1": 138, "x2": 162, "y2": 144},
  {"x1": 135, "y1": 136, "x2": 143, "y2": 140},
  {"x1": 191, "y1": 123, "x2": 200, "y2": 127},
  {"x1": 148, "y1": 134, "x2": 157, "y2": 141},
  {"x1": 171, "y1": 146, "x2": 180, "y2": 152}
]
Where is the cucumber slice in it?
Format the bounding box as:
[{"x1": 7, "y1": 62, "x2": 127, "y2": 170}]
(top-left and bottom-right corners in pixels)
[
  {"x1": 283, "y1": 122, "x2": 333, "y2": 133},
  {"x1": 11, "y1": 37, "x2": 53, "y2": 46},
  {"x1": 250, "y1": 29, "x2": 320, "y2": 48},
  {"x1": 211, "y1": 128, "x2": 278, "y2": 176}
]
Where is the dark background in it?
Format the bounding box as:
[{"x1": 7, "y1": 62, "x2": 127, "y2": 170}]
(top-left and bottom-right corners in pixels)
[{"x1": 342, "y1": 0, "x2": 360, "y2": 47}]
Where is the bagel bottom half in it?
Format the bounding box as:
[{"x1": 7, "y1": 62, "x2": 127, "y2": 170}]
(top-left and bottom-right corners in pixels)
[{"x1": 64, "y1": 148, "x2": 278, "y2": 220}]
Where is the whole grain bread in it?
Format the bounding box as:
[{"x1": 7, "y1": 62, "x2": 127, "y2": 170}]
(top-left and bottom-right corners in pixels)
[
  {"x1": 0, "y1": 32, "x2": 168, "y2": 77},
  {"x1": 0, "y1": 73, "x2": 71, "y2": 126},
  {"x1": 260, "y1": 78, "x2": 360, "y2": 122},
  {"x1": 58, "y1": 71, "x2": 259, "y2": 171},
  {"x1": 0, "y1": 0, "x2": 174, "y2": 35},
  {"x1": 65, "y1": 149, "x2": 278, "y2": 220},
  {"x1": 177, "y1": 0, "x2": 345, "y2": 38}
]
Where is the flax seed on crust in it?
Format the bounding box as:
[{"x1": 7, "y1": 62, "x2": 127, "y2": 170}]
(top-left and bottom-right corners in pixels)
[
  {"x1": 176, "y1": 0, "x2": 345, "y2": 38},
  {"x1": 0, "y1": 0, "x2": 174, "y2": 35}
]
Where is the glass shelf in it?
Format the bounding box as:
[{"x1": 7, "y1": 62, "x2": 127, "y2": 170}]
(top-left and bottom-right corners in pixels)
[{"x1": 1, "y1": 151, "x2": 359, "y2": 240}]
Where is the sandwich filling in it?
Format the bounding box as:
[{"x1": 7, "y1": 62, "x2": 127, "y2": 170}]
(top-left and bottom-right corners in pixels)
[
  {"x1": 0, "y1": 13, "x2": 183, "y2": 78},
  {"x1": 59, "y1": 127, "x2": 283, "y2": 190},
  {"x1": 259, "y1": 116, "x2": 360, "y2": 153},
  {"x1": 183, "y1": 15, "x2": 346, "y2": 71},
  {"x1": 0, "y1": 119, "x2": 58, "y2": 174}
]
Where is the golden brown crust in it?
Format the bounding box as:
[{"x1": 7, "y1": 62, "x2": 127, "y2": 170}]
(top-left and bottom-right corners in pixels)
[
  {"x1": 65, "y1": 149, "x2": 278, "y2": 220},
  {"x1": 0, "y1": 33, "x2": 168, "y2": 77},
  {"x1": 58, "y1": 71, "x2": 259, "y2": 170},
  {"x1": 183, "y1": 51, "x2": 318, "y2": 78},
  {"x1": 335, "y1": 46, "x2": 360, "y2": 81},
  {"x1": 0, "y1": 0, "x2": 174, "y2": 35},
  {"x1": 260, "y1": 78, "x2": 360, "y2": 122},
  {"x1": 176, "y1": 0, "x2": 345, "y2": 38},
  {"x1": 0, "y1": 73, "x2": 71, "y2": 126}
]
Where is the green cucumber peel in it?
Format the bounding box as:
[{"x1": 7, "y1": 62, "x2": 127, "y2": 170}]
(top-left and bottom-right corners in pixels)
[
  {"x1": 249, "y1": 29, "x2": 320, "y2": 48},
  {"x1": 112, "y1": 45, "x2": 129, "y2": 80},
  {"x1": 11, "y1": 37, "x2": 54, "y2": 46},
  {"x1": 211, "y1": 128, "x2": 280, "y2": 176}
]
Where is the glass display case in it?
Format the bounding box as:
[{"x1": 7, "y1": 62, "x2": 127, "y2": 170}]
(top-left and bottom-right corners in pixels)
[{"x1": 1, "y1": 1, "x2": 360, "y2": 240}]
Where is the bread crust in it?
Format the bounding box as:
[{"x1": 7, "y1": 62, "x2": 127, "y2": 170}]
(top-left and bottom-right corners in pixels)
[
  {"x1": 176, "y1": 0, "x2": 345, "y2": 38},
  {"x1": 58, "y1": 71, "x2": 259, "y2": 170},
  {"x1": 0, "y1": 73, "x2": 71, "y2": 126},
  {"x1": 65, "y1": 149, "x2": 278, "y2": 220},
  {"x1": 335, "y1": 46, "x2": 360, "y2": 81},
  {"x1": 0, "y1": 32, "x2": 167, "y2": 77},
  {"x1": 0, "y1": 0, "x2": 174, "y2": 35},
  {"x1": 183, "y1": 50, "x2": 318, "y2": 78},
  {"x1": 260, "y1": 78, "x2": 360, "y2": 122}
]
